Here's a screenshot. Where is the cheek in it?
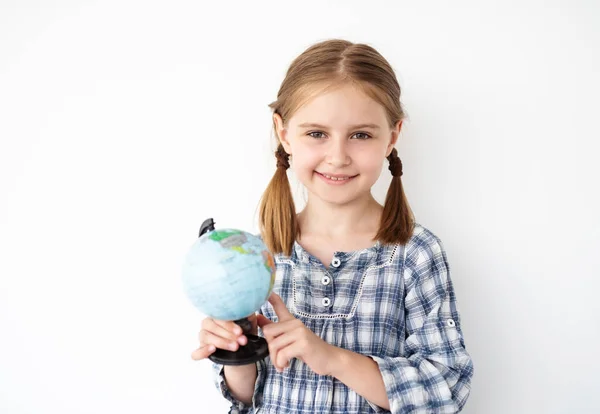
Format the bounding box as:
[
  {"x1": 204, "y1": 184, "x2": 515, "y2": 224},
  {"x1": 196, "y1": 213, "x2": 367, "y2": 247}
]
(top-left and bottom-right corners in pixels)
[
  {"x1": 291, "y1": 161, "x2": 317, "y2": 182},
  {"x1": 353, "y1": 151, "x2": 386, "y2": 175},
  {"x1": 290, "y1": 149, "x2": 321, "y2": 175},
  {"x1": 365, "y1": 159, "x2": 386, "y2": 175}
]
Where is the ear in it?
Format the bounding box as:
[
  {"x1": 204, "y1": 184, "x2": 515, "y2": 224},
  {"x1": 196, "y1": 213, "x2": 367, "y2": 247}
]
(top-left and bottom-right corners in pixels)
[
  {"x1": 273, "y1": 113, "x2": 292, "y2": 154},
  {"x1": 386, "y1": 120, "x2": 403, "y2": 157}
]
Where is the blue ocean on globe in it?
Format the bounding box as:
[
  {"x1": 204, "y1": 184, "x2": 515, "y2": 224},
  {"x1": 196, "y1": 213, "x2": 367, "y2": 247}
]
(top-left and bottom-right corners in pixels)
[{"x1": 182, "y1": 228, "x2": 276, "y2": 321}]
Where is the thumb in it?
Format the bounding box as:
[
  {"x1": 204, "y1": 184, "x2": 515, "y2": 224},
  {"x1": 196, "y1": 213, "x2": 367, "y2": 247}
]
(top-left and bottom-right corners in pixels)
[
  {"x1": 256, "y1": 314, "x2": 273, "y2": 328},
  {"x1": 268, "y1": 292, "x2": 294, "y2": 322}
]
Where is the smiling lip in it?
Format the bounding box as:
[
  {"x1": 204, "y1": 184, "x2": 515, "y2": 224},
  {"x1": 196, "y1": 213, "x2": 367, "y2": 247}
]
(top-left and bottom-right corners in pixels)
[{"x1": 316, "y1": 171, "x2": 358, "y2": 184}]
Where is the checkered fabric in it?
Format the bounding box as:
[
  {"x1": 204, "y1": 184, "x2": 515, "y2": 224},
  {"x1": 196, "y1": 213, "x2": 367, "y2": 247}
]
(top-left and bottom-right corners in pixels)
[{"x1": 212, "y1": 222, "x2": 473, "y2": 413}]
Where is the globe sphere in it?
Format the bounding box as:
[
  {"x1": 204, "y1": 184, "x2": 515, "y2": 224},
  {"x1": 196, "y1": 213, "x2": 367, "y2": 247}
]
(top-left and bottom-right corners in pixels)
[{"x1": 182, "y1": 228, "x2": 275, "y2": 321}]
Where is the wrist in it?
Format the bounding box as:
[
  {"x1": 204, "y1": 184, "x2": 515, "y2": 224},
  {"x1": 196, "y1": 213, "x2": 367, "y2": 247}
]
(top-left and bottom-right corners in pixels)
[
  {"x1": 326, "y1": 344, "x2": 348, "y2": 378},
  {"x1": 224, "y1": 362, "x2": 257, "y2": 377}
]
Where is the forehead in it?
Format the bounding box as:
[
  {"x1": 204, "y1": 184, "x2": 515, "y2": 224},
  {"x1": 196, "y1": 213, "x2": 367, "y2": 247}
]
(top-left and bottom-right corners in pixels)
[{"x1": 289, "y1": 83, "x2": 387, "y2": 128}]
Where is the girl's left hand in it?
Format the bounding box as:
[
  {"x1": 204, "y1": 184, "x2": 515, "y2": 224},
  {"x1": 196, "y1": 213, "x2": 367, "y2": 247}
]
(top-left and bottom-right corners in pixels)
[{"x1": 257, "y1": 293, "x2": 337, "y2": 376}]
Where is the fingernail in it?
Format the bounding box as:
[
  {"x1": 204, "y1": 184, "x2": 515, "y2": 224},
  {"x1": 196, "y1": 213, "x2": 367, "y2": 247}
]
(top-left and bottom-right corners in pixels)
[
  {"x1": 209, "y1": 345, "x2": 215, "y2": 352},
  {"x1": 234, "y1": 326, "x2": 242, "y2": 335},
  {"x1": 238, "y1": 335, "x2": 247, "y2": 345},
  {"x1": 229, "y1": 342, "x2": 237, "y2": 351}
]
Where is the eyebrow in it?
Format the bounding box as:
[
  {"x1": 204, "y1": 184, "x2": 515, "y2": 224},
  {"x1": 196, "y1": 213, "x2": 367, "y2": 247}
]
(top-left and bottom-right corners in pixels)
[{"x1": 298, "y1": 122, "x2": 380, "y2": 130}]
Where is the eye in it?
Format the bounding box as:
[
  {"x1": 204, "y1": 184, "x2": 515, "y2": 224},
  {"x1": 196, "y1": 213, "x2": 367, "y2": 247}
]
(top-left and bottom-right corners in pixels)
[
  {"x1": 352, "y1": 132, "x2": 372, "y2": 140},
  {"x1": 307, "y1": 131, "x2": 372, "y2": 140},
  {"x1": 307, "y1": 131, "x2": 326, "y2": 139}
]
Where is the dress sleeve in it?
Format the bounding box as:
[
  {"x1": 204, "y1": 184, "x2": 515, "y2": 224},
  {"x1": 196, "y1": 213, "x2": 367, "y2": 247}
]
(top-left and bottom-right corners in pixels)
[
  {"x1": 367, "y1": 235, "x2": 474, "y2": 413},
  {"x1": 211, "y1": 358, "x2": 267, "y2": 414},
  {"x1": 210, "y1": 309, "x2": 269, "y2": 413}
]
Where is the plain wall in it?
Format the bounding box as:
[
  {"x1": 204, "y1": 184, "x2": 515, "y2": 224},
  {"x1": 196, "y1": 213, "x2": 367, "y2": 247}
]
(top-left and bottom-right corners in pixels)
[{"x1": 1, "y1": 1, "x2": 599, "y2": 413}]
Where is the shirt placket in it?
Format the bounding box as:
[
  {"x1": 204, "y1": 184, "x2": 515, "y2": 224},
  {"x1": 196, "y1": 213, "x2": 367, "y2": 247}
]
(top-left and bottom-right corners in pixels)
[{"x1": 320, "y1": 254, "x2": 342, "y2": 313}]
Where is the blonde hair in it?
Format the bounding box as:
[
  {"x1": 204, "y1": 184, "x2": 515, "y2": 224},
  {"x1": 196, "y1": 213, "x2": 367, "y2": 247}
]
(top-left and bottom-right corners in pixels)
[{"x1": 259, "y1": 39, "x2": 415, "y2": 256}]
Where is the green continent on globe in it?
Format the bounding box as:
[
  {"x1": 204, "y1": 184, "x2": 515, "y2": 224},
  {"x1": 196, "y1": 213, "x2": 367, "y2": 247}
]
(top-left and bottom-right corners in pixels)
[
  {"x1": 209, "y1": 230, "x2": 255, "y2": 255},
  {"x1": 208, "y1": 229, "x2": 242, "y2": 242}
]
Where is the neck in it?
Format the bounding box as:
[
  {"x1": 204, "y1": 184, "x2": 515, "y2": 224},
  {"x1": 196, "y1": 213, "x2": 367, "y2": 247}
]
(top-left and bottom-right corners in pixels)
[{"x1": 298, "y1": 193, "x2": 383, "y2": 240}]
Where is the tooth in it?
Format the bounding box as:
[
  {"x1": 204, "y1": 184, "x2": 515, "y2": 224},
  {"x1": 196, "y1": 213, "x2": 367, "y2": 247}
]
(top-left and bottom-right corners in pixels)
[{"x1": 322, "y1": 173, "x2": 350, "y2": 181}]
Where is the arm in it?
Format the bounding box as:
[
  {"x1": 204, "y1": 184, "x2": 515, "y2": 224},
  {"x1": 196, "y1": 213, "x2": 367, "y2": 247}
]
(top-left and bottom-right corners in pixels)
[
  {"x1": 223, "y1": 364, "x2": 257, "y2": 405},
  {"x1": 328, "y1": 347, "x2": 391, "y2": 410},
  {"x1": 211, "y1": 312, "x2": 269, "y2": 413},
  {"x1": 331, "y1": 236, "x2": 473, "y2": 413},
  {"x1": 364, "y1": 236, "x2": 474, "y2": 413},
  {"x1": 212, "y1": 361, "x2": 264, "y2": 414}
]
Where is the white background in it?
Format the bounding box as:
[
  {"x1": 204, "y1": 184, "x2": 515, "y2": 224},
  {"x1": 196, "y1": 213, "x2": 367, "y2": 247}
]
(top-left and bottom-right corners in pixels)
[{"x1": 1, "y1": 1, "x2": 599, "y2": 413}]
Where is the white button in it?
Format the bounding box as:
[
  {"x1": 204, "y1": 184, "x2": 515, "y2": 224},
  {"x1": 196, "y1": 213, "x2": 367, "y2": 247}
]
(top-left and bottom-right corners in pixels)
[
  {"x1": 331, "y1": 257, "x2": 341, "y2": 268},
  {"x1": 321, "y1": 276, "x2": 331, "y2": 285},
  {"x1": 446, "y1": 319, "x2": 456, "y2": 327},
  {"x1": 322, "y1": 297, "x2": 331, "y2": 307}
]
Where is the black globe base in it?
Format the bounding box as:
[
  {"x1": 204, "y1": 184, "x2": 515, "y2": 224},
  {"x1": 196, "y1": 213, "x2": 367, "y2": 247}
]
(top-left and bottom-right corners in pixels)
[
  {"x1": 208, "y1": 334, "x2": 269, "y2": 365},
  {"x1": 208, "y1": 317, "x2": 270, "y2": 366}
]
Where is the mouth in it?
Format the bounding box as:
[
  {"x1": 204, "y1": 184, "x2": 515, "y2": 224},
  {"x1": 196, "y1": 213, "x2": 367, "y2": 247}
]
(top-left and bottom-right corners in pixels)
[{"x1": 315, "y1": 171, "x2": 358, "y2": 183}]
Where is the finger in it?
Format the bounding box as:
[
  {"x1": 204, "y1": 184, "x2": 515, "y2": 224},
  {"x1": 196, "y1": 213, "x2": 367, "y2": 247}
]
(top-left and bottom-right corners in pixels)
[
  {"x1": 212, "y1": 319, "x2": 244, "y2": 337},
  {"x1": 247, "y1": 313, "x2": 259, "y2": 335},
  {"x1": 204, "y1": 319, "x2": 246, "y2": 345},
  {"x1": 191, "y1": 344, "x2": 216, "y2": 361},
  {"x1": 256, "y1": 314, "x2": 273, "y2": 328},
  {"x1": 276, "y1": 342, "x2": 304, "y2": 372},
  {"x1": 268, "y1": 293, "x2": 294, "y2": 322},
  {"x1": 262, "y1": 319, "x2": 302, "y2": 340},
  {"x1": 276, "y1": 349, "x2": 291, "y2": 372},
  {"x1": 201, "y1": 330, "x2": 241, "y2": 352},
  {"x1": 267, "y1": 331, "x2": 297, "y2": 370},
  {"x1": 268, "y1": 330, "x2": 297, "y2": 353}
]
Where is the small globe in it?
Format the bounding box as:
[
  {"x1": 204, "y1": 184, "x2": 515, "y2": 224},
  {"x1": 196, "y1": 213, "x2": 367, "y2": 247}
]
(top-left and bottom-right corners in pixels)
[{"x1": 182, "y1": 226, "x2": 276, "y2": 321}]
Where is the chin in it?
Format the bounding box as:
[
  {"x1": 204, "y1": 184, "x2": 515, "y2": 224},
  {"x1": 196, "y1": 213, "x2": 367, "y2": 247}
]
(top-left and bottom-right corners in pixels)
[{"x1": 309, "y1": 187, "x2": 370, "y2": 206}]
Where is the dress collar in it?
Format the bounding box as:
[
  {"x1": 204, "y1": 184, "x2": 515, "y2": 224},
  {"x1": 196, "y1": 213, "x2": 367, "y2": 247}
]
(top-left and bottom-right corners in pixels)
[{"x1": 284, "y1": 239, "x2": 395, "y2": 269}]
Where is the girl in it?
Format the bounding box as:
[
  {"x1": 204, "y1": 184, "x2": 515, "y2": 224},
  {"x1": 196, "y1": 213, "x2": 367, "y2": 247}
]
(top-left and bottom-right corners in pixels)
[{"x1": 192, "y1": 39, "x2": 474, "y2": 413}]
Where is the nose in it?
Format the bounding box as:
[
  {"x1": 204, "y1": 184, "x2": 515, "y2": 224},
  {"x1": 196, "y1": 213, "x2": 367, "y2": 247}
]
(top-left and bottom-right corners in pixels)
[{"x1": 325, "y1": 138, "x2": 351, "y2": 168}]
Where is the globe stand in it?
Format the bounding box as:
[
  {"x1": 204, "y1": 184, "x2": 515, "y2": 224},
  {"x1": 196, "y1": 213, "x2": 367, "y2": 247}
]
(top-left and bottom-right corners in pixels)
[{"x1": 208, "y1": 317, "x2": 270, "y2": 365}]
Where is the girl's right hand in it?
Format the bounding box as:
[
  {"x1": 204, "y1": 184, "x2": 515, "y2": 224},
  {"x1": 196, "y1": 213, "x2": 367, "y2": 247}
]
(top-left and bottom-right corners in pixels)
[{"x1": 191, "y1": 314, "x2": 262, "y2": 361}]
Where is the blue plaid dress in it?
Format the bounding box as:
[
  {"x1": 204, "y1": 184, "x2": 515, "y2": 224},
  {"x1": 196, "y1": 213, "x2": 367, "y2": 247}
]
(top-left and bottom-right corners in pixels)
[{"x1": 212, "y1": 222, "x2": 474, "y2": 413}]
